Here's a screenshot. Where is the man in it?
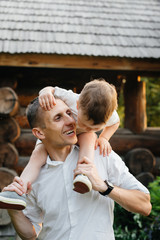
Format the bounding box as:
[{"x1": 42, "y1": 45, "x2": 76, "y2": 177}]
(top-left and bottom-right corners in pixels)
[{"x1": 3, "y1": 97, "x2": 151, "y2": 240}]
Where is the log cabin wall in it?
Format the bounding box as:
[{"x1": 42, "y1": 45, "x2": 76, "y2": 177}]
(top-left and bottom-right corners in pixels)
[{"x1": 0, "y1": 66, "x2": 160, "y2": 187}]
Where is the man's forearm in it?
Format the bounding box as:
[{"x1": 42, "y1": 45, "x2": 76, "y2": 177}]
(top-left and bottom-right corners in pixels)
[
  {"x1": 109, "y1": 187, "x2": 151, "y2": 216},
  {"x1": 8, "y1": 210, "x2": 37, "y2": 240},
  {"x1": 74, "y1": 153, "x2": 152, "y2": 217}
]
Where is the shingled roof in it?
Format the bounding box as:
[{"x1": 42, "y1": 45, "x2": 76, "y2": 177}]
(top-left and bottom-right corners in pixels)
[{"x1": 0, "y1": 0, "x2": 160, "y2": 58}]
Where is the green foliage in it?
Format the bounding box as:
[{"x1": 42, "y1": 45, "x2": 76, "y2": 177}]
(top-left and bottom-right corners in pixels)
[
  {"x1": 117, "y1": 87, "x2": 125, "y2": 128},
  {"x1": 148, "y1": 176, "x2": 160, "y2": 216},
  {"x1": 113, "y1": 203, "x2": 149, "y2": 240},
  {"x1": 114, "y1": 177, "x2": 160, "y2": 239},
  {"x1": 143, "y1": 77, "x2": 160, "y2": 127},
  {"x1": 117, "y1": 77, "x2": 160, "y2": 127}
]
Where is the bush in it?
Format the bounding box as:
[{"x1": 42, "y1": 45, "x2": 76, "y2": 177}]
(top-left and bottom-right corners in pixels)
[{"x1": 113, "y1": 177, "x2": 160, "y2": 239}]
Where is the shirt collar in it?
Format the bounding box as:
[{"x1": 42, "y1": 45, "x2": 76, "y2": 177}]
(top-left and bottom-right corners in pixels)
[{"x1": 46, "y1": 145, "x2": 78, "y2": 167}]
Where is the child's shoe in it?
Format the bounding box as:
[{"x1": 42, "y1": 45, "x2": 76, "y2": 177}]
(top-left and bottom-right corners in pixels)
[
  {"x1": 73, "y1": 174, "x2": 92, "y2": 194},
  {"x1": 0, "y1": 191, "x2": 26, "y2": 210}
]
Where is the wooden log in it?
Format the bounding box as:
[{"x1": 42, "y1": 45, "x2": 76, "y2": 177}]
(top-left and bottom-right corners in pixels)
[
  {"x1": 136, "y1": 172, "x2": 154, "y2": 187},
  {"x1": 0, "y1": 209, "x2": 11, "y2": 226},
  {"x1": 144, "y1": 127, "x2": 160, "y2": 137},
  {"x1": 14, "y1": 156, "x2": 30, "y2": 176},
  {"x1": 16, "y1": 88, "x2": 38, "y2": 107},
  {"x1": 0, "y1": 222, "x2": 16, "y2": 237},
  {"x1": 0, "y1": 143, "x2": 18, "y2": 169},
  {"x1": 15, "y1": 129, "x2": 36, "y2": 156},
  {"x1": 0, "y1": 168, "x2": 17, "y2": 228},
  {"x1": 152, "y1": 157, "x2": 160, "y2": 177},
  {"x1": 14, "y1": 128, "x2": 160, "y2": 157},
  {"x1": 0, "y1": 167, "x2": 17, "y2": 192},
  {"x1": 124, "y1": 148, "x2": 156, "y2": 176},
  {"x1": 1, "y1": 53, "x2": 160, "y2": 71},
  {"x1": 110, "y1": 131, "x2": 160, "y2": 156},
  {"x1": 14, "y1": 106, "x2": 30, "y2": 129},
  {"x1": 14, "y1": 114, "x2": 30, "y2": 129},
  {"x1": 0, "y1": 77, "x2": 17, "y2": 90},
  {"x1": 0, "y1": 87, "x2": 19, "y2": 116},
  {"x1": 0, "y1": 117, "x2": 21, "y2": 143},
  {"x1": 124, "y1": 77, "x2": 147, "y2": 134}
]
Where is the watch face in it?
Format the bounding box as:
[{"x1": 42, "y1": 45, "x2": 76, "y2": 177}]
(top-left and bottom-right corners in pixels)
[{"x1": 107, "y1": 181, "x2": 114, "y2": 188}]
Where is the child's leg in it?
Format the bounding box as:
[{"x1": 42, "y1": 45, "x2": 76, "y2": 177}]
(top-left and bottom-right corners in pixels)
[
  {"x1": 78, "y1": 132, "x2": 97, "y2": 163},
  {"x1": 73, "y1": 132, "x2": 97, "y2": 194},
  {"x1": 0, "y1": 142, "x2": 47, "y2": 210}
]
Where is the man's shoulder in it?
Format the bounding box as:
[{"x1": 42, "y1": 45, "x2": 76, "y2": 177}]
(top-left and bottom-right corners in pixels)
[
  {"x1": 94, "y1": 148, "x2": 124, "y2": 171},
  {"x1": 94, "y1": 148, "x2": 122, "y2": 162}
]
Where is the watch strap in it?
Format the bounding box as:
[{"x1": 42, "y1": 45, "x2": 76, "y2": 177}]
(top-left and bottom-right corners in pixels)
[{"x1": 99, "y1": 180, "x2": 114, "y2": 196}]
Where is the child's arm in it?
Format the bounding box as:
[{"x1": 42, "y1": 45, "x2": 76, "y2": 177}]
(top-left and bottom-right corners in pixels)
[
  {"x1": 77, "y1": 132, "x2": 97, "y2": 164},
  {"x1": 95, "y1": 122, "x2": 120, "y2": 156},
  {"x1": 19, "y1": 143, "x2": 47, "y2": 194},
  {"x1": 39, "y1": 86, "x2": 79, "y2": 112}
]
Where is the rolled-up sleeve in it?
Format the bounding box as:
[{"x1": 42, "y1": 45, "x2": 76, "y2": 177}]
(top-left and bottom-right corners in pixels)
[
  {"x1": 108, "y1": 151, "x2": 149, "y2": 194},
  {"x1": 23, "y1": 192, "x2": 43, "y2": 236}
]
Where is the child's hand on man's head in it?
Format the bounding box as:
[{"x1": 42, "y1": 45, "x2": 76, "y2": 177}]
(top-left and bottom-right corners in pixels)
[
  {"x1": 39, "y1": 86, "x2": 56, "y2": 111},
  {"x1": 95, "y1": 137, "x2": 112, "y2": 157}
]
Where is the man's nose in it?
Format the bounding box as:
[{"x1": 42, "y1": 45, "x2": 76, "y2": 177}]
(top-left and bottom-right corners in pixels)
[{"x1": 65, "y1": 114, "x2": 75, "y2": 125}]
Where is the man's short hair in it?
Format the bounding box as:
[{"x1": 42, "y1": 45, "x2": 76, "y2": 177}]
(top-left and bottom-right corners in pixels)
[
  {"x1": 79, "y1": 78, "x2": 118, "y2": 125},
  {"x1": 26, "y1": 97, "x2": 46, "y2": 129}
]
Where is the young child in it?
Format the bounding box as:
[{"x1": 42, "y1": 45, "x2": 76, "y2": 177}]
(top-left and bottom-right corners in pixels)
[{"x1": 0, "y1": 78, "x2": 120, "y2": 210}]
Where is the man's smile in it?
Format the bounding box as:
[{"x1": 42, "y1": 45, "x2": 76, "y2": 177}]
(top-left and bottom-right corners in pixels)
[{"x1": 63, "y1": 127, "x2": 76, "y2": 137}]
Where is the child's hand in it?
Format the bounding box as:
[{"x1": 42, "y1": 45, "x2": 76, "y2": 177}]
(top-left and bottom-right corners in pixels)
[
  {"x1": 95, "y1": 137, "x2": 112, "y2": 156},
  {"x1": 3, "y1": 176, "x2": 32, "y2": 196},
  {"x1": 39, "y1": 87, "x2": 56, "y2": 111},
  {"x1": 3, "y1": 176, "x2": 26, "y2": 196}
]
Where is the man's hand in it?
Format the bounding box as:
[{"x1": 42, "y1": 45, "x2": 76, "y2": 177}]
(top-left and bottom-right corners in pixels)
[
  {"x1": 3, "y1": 176, "x2": 32, "y2": 196},
  {"x1": 74, "y1": 157, "x2": 107, "y2": 193},
  {"x1": 95, "y1": 137, "x2": 112, "y2": 156},
  {"x1": 39, "y1": 86, "x2": 56, "y2": 111}
]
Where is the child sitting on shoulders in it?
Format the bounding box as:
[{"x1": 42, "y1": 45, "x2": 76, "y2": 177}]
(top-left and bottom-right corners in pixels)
[{"x1": 0, "y1": 78, "x2": 120, "y2": 210}]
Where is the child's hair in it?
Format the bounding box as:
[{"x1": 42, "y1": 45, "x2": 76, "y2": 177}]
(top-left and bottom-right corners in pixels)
[{"x1": 79, "y1": 78, "x2": 118, "y2": 125}]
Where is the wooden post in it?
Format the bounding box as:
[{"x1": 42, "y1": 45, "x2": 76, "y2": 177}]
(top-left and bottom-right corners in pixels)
[{"x1": 124, "y1": 76, "x2": 147, "y2": 133}]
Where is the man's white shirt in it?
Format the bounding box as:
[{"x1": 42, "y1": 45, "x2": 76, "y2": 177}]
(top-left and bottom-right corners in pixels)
[{"x1": 23, "y1": 146, "x2": 149, "y2": 240}]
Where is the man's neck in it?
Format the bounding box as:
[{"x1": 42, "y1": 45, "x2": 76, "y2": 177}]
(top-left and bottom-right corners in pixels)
[{"x1": 45, "y1": 144, "x2": 72, "y2": 162}]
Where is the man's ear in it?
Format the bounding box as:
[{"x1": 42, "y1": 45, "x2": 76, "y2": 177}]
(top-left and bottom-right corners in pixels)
[
  {"x1": 76, "y1": 100, "x2": 79, "y2": 110},
  {"x1": 32, "y1": 127, "x2": 45, "y2": 140}
]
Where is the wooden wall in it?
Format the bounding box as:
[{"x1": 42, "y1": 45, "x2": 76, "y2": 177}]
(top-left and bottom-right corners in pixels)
[
  {"x1": 0, "y1": 66, "x2": 160, "y2": 185},
  {"x1": 0, "y1": 65, "x2": 160, "y2": 236}
]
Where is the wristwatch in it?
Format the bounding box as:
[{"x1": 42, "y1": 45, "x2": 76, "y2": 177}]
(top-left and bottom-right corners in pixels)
[{"x1": 99, "y1": 180, "x2": 114, "y2": 196}]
